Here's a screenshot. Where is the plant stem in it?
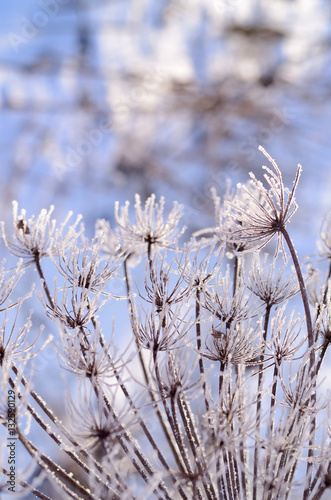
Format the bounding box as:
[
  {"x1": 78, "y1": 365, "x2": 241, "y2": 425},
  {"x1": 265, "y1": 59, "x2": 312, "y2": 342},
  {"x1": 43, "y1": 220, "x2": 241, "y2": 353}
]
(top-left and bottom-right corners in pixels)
[
  {"x1": 196, "y1": 287, "x2": 209, "y2": 413},
  {"x1": 34, "y1": 254, "x2": 54, "y2": 310},
  {"x1": 281, "y1": 228, "x2": 314, "y2": 366},
  {"x1": 253, "y1": 303, "x2": 272, "y2": 500},
  {"x1": 280, "y1": 228, "x2": 316, "y2": 499}
]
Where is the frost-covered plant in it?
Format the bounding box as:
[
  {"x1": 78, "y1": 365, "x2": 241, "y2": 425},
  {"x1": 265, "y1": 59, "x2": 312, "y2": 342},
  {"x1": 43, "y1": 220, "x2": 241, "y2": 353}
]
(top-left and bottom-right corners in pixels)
[{"x1": 0, "y1": 151, "x2": 331, "y2": 500}]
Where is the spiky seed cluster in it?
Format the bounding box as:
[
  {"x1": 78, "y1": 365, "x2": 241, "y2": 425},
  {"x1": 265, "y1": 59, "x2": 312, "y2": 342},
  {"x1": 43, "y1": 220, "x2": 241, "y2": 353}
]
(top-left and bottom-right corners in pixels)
[
  {"x1": 204, "y1": 267, "x2": 253, "y2": 325},
  {"x1": 41, "y1": 274, "x2": 109, "y2": 332},
  {"x1": 114, "y1": 193, "x2": 186, "y2": 254},
  {"x1": 224, "y1": 147, "x2": 301, "y2": 256},
  {"x1": 137, "y1": 302, "x2": 191, "y2": 352},
  {"x1": 143, "y1": 251, "x2": 192, "y2": 315},
  {"x1": 51, "y1": 237, "x2": 123, "y2": 294},
  {"x1": 247, "y1": 253, "x2": 299, "y2": 306},
  {"x1": 265, "y1": 305, "x2": 305, "y2": 364},
  {"x1": 203, "y1": 319, "x2": 262, "y2": 366},
  {"x1": 1, "y1": 201, "x2": 83, "y2": 263}
]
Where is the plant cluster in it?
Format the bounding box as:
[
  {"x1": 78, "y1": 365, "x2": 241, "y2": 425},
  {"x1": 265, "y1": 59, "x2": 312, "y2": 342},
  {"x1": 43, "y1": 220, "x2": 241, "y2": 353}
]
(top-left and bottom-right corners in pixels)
[{"x1": 0, "y1": 148, "x2": 331, "y2": 500}]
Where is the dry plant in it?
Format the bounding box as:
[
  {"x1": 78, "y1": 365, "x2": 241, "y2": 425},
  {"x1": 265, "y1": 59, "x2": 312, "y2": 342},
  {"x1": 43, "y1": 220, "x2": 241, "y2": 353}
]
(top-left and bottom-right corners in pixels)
[{"x1": 1, "y1": 148, "x2": 331, "y2": 500}]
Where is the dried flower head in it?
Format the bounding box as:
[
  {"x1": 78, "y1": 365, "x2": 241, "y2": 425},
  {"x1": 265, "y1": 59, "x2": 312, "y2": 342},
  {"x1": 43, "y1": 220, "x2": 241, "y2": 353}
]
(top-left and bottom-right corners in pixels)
[
  {"x1": 1, "y1": 201, "x2": 83, "y2": 264},
  {"x1": 114, "y1": 194, "x2": 186, "y2": 256},
  {"x1": 204, "y1": 267, "x2": 254, "y2": 326},
  {"x1": 203, "y1": 319, "x2": 262, "y2": 366},
  {"x1": 152, "y1": 350, "x2": 205, "y2": 402},
  {"x1": 0, "y1": 259, "x2": 24, "y2": 310},
  {"x1": 95, "y1": 218, "x2": 122, "y2": 256},
  {"x1": 0, "y1": 296, "x2": 51, "y2": 367},
  {"x1": 265, "y1": 305, "x2": 305, "y2": 365},
  {"x1": 137, "y1": 302, "x2": 191, "y2": 353},
  {"x1": 246, "y1": 253, "x2": 299, "y2": 307},
  {"x1": 51, "y1": 237, "x2": 123, "y2": 296},
  {"x1": 193, "y1": 183, "x2": 255, "y2": 255},
  {"x1": 57, "y1": 321, "x2": 122, "y2": 383},
  {"x1": 224, "y1": 147, "x2": 301, "y2": 256},
  {"x1": 175, "y1": 241, "x2": 220, "y2": 292},
  {"x1": 40, "y1": 275, "x2": 109, "y2": 332},
  {"x1": 143, "y1": 251, "x2": 192, "y2": 315},
  {"x1": 67, "y1": 387, "x2": 130, "y2": 455}
]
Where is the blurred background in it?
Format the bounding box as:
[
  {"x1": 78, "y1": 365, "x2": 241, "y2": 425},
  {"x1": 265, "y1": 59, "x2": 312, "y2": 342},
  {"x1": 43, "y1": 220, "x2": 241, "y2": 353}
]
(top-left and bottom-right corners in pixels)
[
  {"x1": 0, "y1": 0, "x2": 330, "y2": 247},
  {"x1": 1, "y1": 1, "x2": 331, "y2": 497}
]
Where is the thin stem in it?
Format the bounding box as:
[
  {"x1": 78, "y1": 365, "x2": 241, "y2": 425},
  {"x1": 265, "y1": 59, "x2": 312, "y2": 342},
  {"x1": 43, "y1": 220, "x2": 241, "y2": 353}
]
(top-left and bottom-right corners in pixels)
[
  {"x1": 315, "y1": 260, "x2": 331, "y2": 325},
  {"x1": 11, "y1": 380, "x2": 117, "y2": 496},
  {"x1": 280, "y1": 228, "x2": 316, "y2": 499},
  {"x1": 232, "y1": 255, "x2": 239, "y2": 297},
  {"x1": 196, "y1": 287, "x2": 209, "y2": 413},
  {"x1": 34, "y1": 253, "x2": 54, "y2": 310},
  {"x1": 16, "y1": 428, "x2": 97, "y2": 500},
  {"x1": 310, "y1": 460, "x2": 331, "y2": 499},
  {"x1": 95, "y1": 379, "x2": 171, "y2": 500},
  {"x1": 153, "y1": 350, "x2": 190, "y2": 460},
  {"x1": 315, "y1": 341, "x2": 329, "y2": 377},
  {"x1": 177, "y1": 392, "x2": 217, "y2": 500},
  {"x1": 109, "y1": 353, "x2": 189, "y2": 500},
  {"x1": 263, "y1": 360, "x2": 280, "y2": 499},
  {"x1": 253, "y1": 303, "x2": 272, "y2": 500},
  {"x1": 170, "y1": 394, "x2": 194, "y2": 476},
  {"x1": 281, "y1": 228, "x2": 314, "y2": 365}
]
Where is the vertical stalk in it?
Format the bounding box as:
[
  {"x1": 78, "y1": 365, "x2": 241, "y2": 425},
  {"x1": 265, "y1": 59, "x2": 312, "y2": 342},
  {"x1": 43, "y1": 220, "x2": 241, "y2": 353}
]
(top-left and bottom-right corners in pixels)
[
  {"x1": 232, "y1": 255, "x2": 246, "y2": 499},
  {"x1": 263, "y1": 359, "x2": 280, "y2": 499},
  {"x1": 34, "y1": 253, "x2": 54, "y2": 310},
  {"x1": 253, "y1": 303, "x2": 272, "y2": 500},
  {"x1": 281, "y1": 229, "x2": 314, "y2": 365},
  {"x1": 280, "y1": 228, "x2": 315, "y2": 499},
  {"x1": 196, "y1": 287, "x2": 209, "y2": 413}
]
